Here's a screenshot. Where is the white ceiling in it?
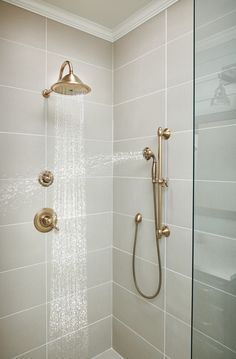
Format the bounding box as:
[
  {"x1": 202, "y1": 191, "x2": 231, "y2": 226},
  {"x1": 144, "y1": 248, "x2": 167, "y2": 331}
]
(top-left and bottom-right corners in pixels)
[{"x1": 43, "y1": 0, "x2": 154, "y2": 29}]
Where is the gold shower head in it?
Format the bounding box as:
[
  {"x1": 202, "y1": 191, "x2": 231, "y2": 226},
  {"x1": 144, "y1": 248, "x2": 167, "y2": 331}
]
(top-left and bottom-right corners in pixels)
[{"x1": 42, "y1": 60, "x2": 91, "y2": 98}]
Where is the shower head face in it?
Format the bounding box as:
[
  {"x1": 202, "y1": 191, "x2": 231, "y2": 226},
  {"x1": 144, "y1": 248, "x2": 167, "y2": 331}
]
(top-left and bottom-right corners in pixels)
[
  {"x1": 51, "y1": 72, "x2": 91, "y2": 96},
  {"x1": 143, "y1": 147, "x2": 155, "y2": 161},
  {"x1": 43, "y1": 60, "x2": 91, "y2": 98}
]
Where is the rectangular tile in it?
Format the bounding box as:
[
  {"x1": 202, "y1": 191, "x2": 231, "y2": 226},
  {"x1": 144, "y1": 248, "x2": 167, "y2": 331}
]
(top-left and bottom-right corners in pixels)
[
  {"x1": 167, "y1": 82, "x2": 193, "y2": 132},
  {"x1": 86, "y1": 213, "x2": 112, "y2": 252},
  {"x1": 194, "y1": 231, "x2": 236, "y2": 295},
  {"x1": 47, "y1": 316, "x2": 112, "y2": 359},
  {"x1": 114, "y1": 177, "x2": 153, "y2": 220},
  {"x1": 167, "y1": 33, "x2": 193, "y2": 88},
  {"x1": 114, "y1": 91, "x2": 165, "y2": 140},
  {"x1": 0, "y1": 305, "x2": 46, "y2": 359},
  {"x1": 113, "y1": 248, "x2": 164, "y2": 310},
  {"x1": 165, "y1": 313, "x2": 191, "y2": 359},
  {"x1": 0, "y1": 180, "x2": 45, "y2": 226},
  {"x1": 16, "y1": 346, "x2": 46, "y2": 359},
  {"x1": 192, "y1": 329, "x2": 236, "y2": 359},
  {"x1": 114, "y1": 12, "x2": 165, "y2": 69},
  {"x1": 113, "y1": 317, "x2": 164, "y2": 359},
  {"x1": 166, "y1": 225, "x2": 192, "y2": 276},
  {"x1": 84, "y1": 103, "x2": 112, "y2": 141},
  {"x1": 196, "y1": 125, "x2": 236, "y2": 181},
  {"x1": 0, "y1": 263, "x2": 46, "y2": 317},
  {"x1": 88, "y1": 248, "x2": 112, "y2": 288},
  {"x1": 166, "y1": 269, "x2": 192, "y2": 324},
  {"x1": 113, "y1": 283, "x2": 164, "y2": 351},
  {"x1": 193, "y1": 281, "x2": 236, "y2": 352},
  {"x1": 167, "y1": 179, "x2": 192, "y2": 228},
  {"x1": 195, "y1": 181, "x2": 236, "y2": 238},
  {"x1": 85, "y1": 140, "x2": 112, "y2": 177},
  {"x1": 0, "y1": 1, "x2": 46, "y2": 49},
  {"x1": 86, "y1": 178, "x2": 113, "y2": 214},
  {"x1": 0, "y1": 134, "x2": 45, "y2": 179},
  {"x1": 0, "y1": 86, "x2": 45, "y2": 135},
  {"x1": 114, "y1": 46, "x2": 165, "y2": 104},
  {"x1": 0, "y1": 223, "x2": 46, "y2": 272},
  {"x1": 87, "y1": 283, "x2": 112, "y2": 325},
  {"x1": 0, "y1": 39, "x2": 45, "y2": 91},
  {"x1": 47, "y1": 19, "x2": 112, "y2": 69},
  {"x1": 167, "y1": 0, "x2": 193, "y2": 41},
  {"x1": 113, "y1": 213, "x2": 165, "y2": 265},
  {"x1": 168, "y1": 130, "x2": 193, "y2": 180}
]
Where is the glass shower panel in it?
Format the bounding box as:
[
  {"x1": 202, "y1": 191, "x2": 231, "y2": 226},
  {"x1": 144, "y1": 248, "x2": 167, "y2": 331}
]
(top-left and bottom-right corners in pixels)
[{"x1": 193, "y1": 0, "x2": 236, "y2": 358}]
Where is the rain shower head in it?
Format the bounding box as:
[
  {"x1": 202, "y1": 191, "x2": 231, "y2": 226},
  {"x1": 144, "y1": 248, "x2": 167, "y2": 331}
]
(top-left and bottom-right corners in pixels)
[
  {"x1": 143, "y1": 147, "x2": 156, "y2": 161},
  {"x1": 42, "y1": 60, "x2": 91, "y2": 98}
]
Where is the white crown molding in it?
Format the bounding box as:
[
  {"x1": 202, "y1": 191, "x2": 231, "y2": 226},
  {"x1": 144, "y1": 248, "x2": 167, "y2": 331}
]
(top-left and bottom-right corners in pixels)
[
  {"x1": 113, "y1": 0, "x2": 178, "y2": 41},
  {"x1": 3, "y1": 0, "x2": 179, "y2": 42}
]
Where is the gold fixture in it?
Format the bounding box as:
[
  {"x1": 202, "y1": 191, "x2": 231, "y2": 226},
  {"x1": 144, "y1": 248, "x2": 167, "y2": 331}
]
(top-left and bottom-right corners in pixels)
[
  {"x1": 132, "y1": 127, "x2": 171, "y2": 299},
  {"x1": 38, "y1": 170, "x2": 54, "y2": 187},
  {"x1": 34, "y1": 208, "x2": 59, "y2": 233},
  {"x1": 42, "y1": 60, "x2": 91, "y2": 98}
]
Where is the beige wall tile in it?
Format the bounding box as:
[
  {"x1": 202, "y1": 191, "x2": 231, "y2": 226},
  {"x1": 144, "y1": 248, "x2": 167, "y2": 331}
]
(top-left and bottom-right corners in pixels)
[
  {"x1": 167, "y1": 0, "x2": 193, "y2": 41},
  {"x1": 0, "y1": 87, "x2": 45, "y2": 135},
  {"x1": 0, "y1": 1, "x2": 46, "y2": 49},
  {"x1": 114, "y1": 91, "x2": 165, "y2": 140},
  {"x1": 0, "y1": 223, "x2": 46, "y2": 272},
  {"x1": 168, "y1": 130, "x2": 193, "y2": 179},
  {"x1": 114, "y1": 46, "x2": 165, "y2": 104},
  {"x1": 113, "y1": 317, "x2": 164, "y2": 359},
  {"x1": 113, "y1": 283, "x2": 164, "y2": 351},
  {"x1": 167, "y1": 32, "x2": 193, "y2": 87},
  {"x1": 0, "y1": 305, "x2": 46, "y2": 359},
  {"x1": 0, "y1": 39, "x2": 45, "y2": 91},
  {"x1": 0, "y1": 134, "x2": 45, "y2": 179},
  {"x1": 167, "y1": 179, "x2": 192, "y2": 228},
  {"x1": 167, "y1": 82, "x2": 193, "y2": 132},
  {"x1": 87, "y1": 248, "x2": 112, "y2": 288},
  {"x1": 47, "y1": 316, "x2": 112, "y2": 359},
  {"x1": 113, "y1": 213, "x2": 165, "y2": 265},
  {"x1": 0, "y1": 180, "x2": 45, "y2": 226},
  {"x1": 166, "y1": 225, "x2": 192, "y2": 276},
  {"x1": 47, "y1": 20, "x2": 112, "y2": 69},
  {"x1": 113, "y1": 248, "x2": 164, "y2": 310},
  {"x1": 114, "y1": 12, "x2": 165, "y2": 69},
  {"x1": 165, "y1": 313, "x2": 191, "y2": 359},
  {"x1": 166, "y1": 269, "x2": 192, "y2": 324},
  {"x1": 0, "y1": 264, "x2": 46, "y2": 317},
  {"x1": 87, "y1": 283, "x2": 112, "y2": 324},
  {"x1": 16, "y1": 346, "x2": 46, "y2": 359}
]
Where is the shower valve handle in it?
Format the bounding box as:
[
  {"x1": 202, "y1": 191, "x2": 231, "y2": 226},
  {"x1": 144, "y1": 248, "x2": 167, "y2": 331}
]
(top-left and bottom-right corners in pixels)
[{"x1": 34, "y1": 208, "x2": 59, "y2": 233}]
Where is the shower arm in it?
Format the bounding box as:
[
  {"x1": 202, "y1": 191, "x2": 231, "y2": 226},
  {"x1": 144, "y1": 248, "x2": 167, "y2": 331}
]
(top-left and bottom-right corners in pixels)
[{"x1": 43, "y1": 61, "x2": 73, "y2": 98}]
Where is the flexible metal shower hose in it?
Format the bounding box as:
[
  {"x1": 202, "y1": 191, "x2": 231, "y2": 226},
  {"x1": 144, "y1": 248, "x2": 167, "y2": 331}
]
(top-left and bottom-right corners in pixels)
[{"x1": 132, "y1": 182, "x2": 162, "y2": 299}]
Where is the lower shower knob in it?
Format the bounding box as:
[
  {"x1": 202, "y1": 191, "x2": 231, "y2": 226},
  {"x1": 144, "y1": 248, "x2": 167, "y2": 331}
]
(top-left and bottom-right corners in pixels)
[{"x1": 34, "y1": 208, "x2": 59, "y2": 233}]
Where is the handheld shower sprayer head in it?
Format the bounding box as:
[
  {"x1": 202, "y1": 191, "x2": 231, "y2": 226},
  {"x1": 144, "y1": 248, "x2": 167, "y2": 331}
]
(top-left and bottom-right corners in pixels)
[{"x1": 143, "y1": 147, "x2": 156, "y2": 161}]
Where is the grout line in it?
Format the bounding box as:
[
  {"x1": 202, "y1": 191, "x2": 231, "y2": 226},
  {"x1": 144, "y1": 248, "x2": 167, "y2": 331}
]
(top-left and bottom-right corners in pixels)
[
  {"x1": 0, "y1": 281, "x2": 112, "y2": 322},
  {"x1": 113, "y1": 129, "x2": 193, "y2": 142},
  {"x1": 196, "y1": 8, "x2": 236, "y2": 31},
  {"x1": 45, "y1": 16, "x2": 48, "y2": 359},
  {"x1": 11, "y1": 344, "x2": 47, "y2": 359},
  {"x1": 113, "y1": 315, "x2": 164, "y2": 355},
  {"x1": 166, "y1": 311, "x2": 191, "y2": 328},
  {"x1": 12, "y1": 315, "x2": 112, "y2": 359},
  {"x1": 113, "y1": 246, "x2": 159, "y2": 267},
  {"x1": 0, "y1": 303, "x2": 46, "y2": 321},
  {"x1": 0, "y1": 36, "x2": 112, "y2": 72},
  {"x1": 114, "y1": 30, "x2": 193, "y2": 73},
  {"x1": 113, "y1": 281, "x2": 163, "y2": 313},
  {"x1": 114, "y1": 79, "x2": 192, "y2": 107},
  {"x1": 194, "y1": 279, "x2": 236, "y2": 299},
  {"x1": 194, "y1": 328, "x2": 236, "y2": 354},
  {"x1": 0, "y1": 261, "x2": 46, "y2": 275},
  {"x1": 166, "y1": 267, "x2": 192, "y2": 280},
  {"x1": 164, "y1": 8, "x2": 168, "y2": 357},
  {"x1": 194, "y1": 228, "x2": 236, "y2": 241},
  {"x1": 0, "y1": 83, "x2": 40, "y2": 94},
  {"x1": 113, "y1": 175, "x2": 193, "y2": 181},
  {"x1": 196, "y1": 124, "x2": 236, "y2": 132},
  {"x1": 114, "y1": 43, "x2": 165, "y2": 71}
]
